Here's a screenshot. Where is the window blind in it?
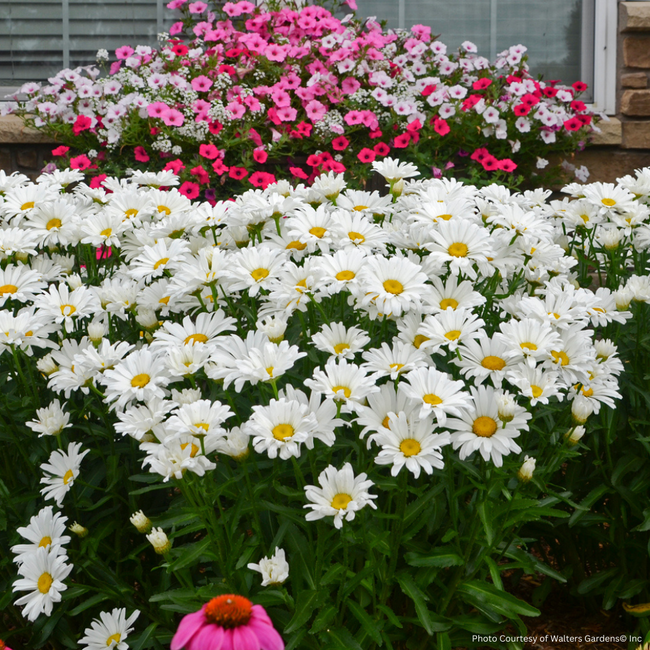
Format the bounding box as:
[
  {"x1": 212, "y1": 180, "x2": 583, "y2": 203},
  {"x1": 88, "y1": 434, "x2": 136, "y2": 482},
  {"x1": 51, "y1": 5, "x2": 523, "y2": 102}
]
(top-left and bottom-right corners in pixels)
[
  {"x1": 355, "y1": 0, "x2": 594, "y2": 98},
  {"x1": 0, "y1": 0, "x2": 175, "y2": 85}
]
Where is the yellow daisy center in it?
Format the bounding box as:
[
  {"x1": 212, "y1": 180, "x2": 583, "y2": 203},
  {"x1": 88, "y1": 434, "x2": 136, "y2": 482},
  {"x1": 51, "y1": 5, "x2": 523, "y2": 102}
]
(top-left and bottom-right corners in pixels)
[
  {"x1": 153, "y1": 257, "x2": 169, "y2": 270},
  {"x1": 383, "y1": 279, "x2": 403, "y2": 295},
  {"x1": 106, "y1": 633, "x2": 122, "y2": 647},
  {"x1": 0, "y1": 284, "x2": 18, "y2": 295},
  {"x1": 195, "y1": 422, "x2": 210, "y2": 432},
  {"x1": 382, "y1": 415, "x2": 391, "y2": 429},
  {"x1": 125, "y1": 208, "x2": 139, "y2": 217},
  {"x1": 581, "y1": 387, "x2": 594, "y2": 398},
  {"x1": 438, "y1": 213, "x2": 453, "y2": 221},
  {"x1": 100, "y1": 228, "x2": 112, "y2": 237},
  {"x1": 159, "y1": 296, "x2": 170, "y2": 305},
  {"x1": 331, "y1": 385, "x2": 351, "y2": 398},
  {"x1": 184, "y1": 333, "x2": 208, "y2": 345},
  {"x1": 309, "y1": 226, "x2": 326, "y2": 238},
  {"x1": 445, "y1": 330, "x2": 461, "y2": 341},
  {"x1": 63, "y1": 469, "x2": 74, "y2": 485},
  {"x1": 389, "y1": 363, "x2": 404, "y2": 372},
  {"x1": 448, "y1": 242, "x2": 468, "y2": 257},
  {"x1": 251, "y1": 268, "x2": 269, "y2": 281},
  {"x1": 46, "y1": 218, "x2": 62, "y2": 231},
  {"x1": 333, "y1": 342, "x2": 350, "y2": 354},
  {"x1": 60, "y1": 304, "x2": 76, "y2": 316},
  {"x1": 601, "y1": 198, "x2": 616, "y2": 207},
  {"x1": 21, "y1": 201, "x2": 35, "y2": 211},
  {"x1": 472, "y1": 416, "x2": 498, "y2": 438},
  {"x1": 180, "y1": 442, "x2": 200, "y2": 457},
  {"x1": 331, "y1": 493, "x2": 352, "y2": 510},
  {"x1": 440, "y1": 298, "x2": 458, "y2": 310},
  {"x1": 400, "y1": 438, "x2": 421, "y2": 457},
  {"x1": 158, "y1": 205, "x2": 171, "y2": 215},
  {"x1": 286, "y1": 240, "x2": 307, "y2": 250},
  {"x1": 481, "y1": 355, "x2": 506, "y2": 371},
  {"x1": 38, "y1": 536, "x2": 52, "y2": 548},
  {"x1": 335, "y1": 270, "x2": 355, "y2": 281},
  {"x1": 348, "y1": 231, "x2": 365, "y2": 243},
  {"x1": 531, "y1": 385, "x2": 543, "y2": 398},
  {"x1": 131, "y1": 373, "x2": 150, "y2": 388},
  {"x1": 353, "y1": 205, "x2": 368, "y2": 211},
  {"x1": 520, "y1": 341, "x2": 537, "y2": 352},
  {"x1": 37, "y1": 572, "x2": 53, "y2": 594},
  {"x1": 552, "y1": 350, "x2": 570, "y2": 366},
  {"x1": 423, "y1": 393, "x2": 442, "y2": 405},
  {"x1": 413, "y1": 334, "x2": 429, "y2": 349},
  {"x1": 272, "y1": 424, "x2": 295, "y2": 441}
]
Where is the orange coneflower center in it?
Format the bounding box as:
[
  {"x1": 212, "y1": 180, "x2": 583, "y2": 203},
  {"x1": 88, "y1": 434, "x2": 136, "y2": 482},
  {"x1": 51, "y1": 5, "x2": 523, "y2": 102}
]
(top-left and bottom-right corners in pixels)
[{"x1": 204, "y1": 595, "x2": 253, "y2": 628}]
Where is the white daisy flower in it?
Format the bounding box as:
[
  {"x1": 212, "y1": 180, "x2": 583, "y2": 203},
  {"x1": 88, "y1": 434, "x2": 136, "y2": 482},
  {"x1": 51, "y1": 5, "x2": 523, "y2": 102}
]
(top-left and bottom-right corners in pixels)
[
  {"x1": 11, "y1": 506, "x2": 70, "y2": 565},
  {"x1": 40, "y1": 442, "x2": 90, "y2": 506},
  {"x1": 447, "y1": 386, "x2": 531, "y2": 467},
  {"x1": 26, "y1": 399, "x2": 72, "y2": 437},
  {"x1": 245, "y1": 398, "x2": 318, "y2": 460},
  {"x1": 304, "y1": 463, "x2": 378, "y2": 529},
  {"x1": 369, "y1": 412, "x2": 450, "y2": 478},
  {"x1": 78, "y1": 608, "x2": 140, "y2": 650},
  {"x1": 398, "y1": 366, "x2": 470, "y2": 424},
  {"x1": 12, "y1": 547, "x2": 72, "y2": 621},
  {"x1": 311, "y1": 322, "x2": 370, "y2": 359},
  {"x1": 101, "y1": 349, "x2": 171, "y2": 411},
  {"x1": 247, "y1": 548, "x2": 289, "y2": 587},
  {"x1": 361, "y1": 341, "x2": 429, "y2": 380},
  {"x1": 304, "y1": 358, "x2": 380, "y2": 412},
  {"x1": 0, "y1": 264, "x2": 45, "y2": 306},
  {"x1": 417, "y1": 307, "x2": 485, "y2": 353}
]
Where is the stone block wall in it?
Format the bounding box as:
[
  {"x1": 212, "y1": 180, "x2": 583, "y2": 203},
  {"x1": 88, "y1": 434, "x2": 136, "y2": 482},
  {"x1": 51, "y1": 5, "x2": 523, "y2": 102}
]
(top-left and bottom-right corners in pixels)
[{"x1": 619, "y1": 2, "x2": 650, "y2": 148}]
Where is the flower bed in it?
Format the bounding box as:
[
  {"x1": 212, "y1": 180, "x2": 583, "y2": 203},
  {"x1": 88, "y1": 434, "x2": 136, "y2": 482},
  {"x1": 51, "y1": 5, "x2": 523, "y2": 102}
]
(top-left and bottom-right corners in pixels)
[
  {"x1": 3, "y1": 0, "x2": 596, "y2": 199},
  {"x1": 2, "y1": 160, "x2": 650, "y2": 649}
]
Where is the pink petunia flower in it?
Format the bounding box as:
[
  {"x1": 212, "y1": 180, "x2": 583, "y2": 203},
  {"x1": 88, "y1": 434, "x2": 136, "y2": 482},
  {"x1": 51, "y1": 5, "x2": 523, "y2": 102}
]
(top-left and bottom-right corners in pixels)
[
  {"x1": 331, "y1": 136, "x2": 349, "y2": 151},
  {"x1": 191, "y1": 75, "x2": 213, "y2": 92},
  {"x1": 148, "y1": 102, "x2": 170, "y2": 119},
  {"x1": 179, "y1": 182, "x2": 200, "y2": 199},
  {"x1": 115, "y1": 46, "x2": 134, "y2": 60},
  {"x1": 199, "y1": 144, "x2": 220, "y2": 160},
  {"x1": 229, "y1": 167, "x2": 249, "y2": 180},
  {"x1": 134, "y1": 146, "x2": 150, "y2": 162},
  {"x1": 305, "y1": 100, "x2": 327, "y2": 122},
  {"x1": 249, "y1": 171, "x2": 276, "y2": 189},
  {"x1": 498, "y1": 159, "x2": 518, "y2": 173},
  {"x1": 253, "y1": 148, "x2": 268, "y2": 164},
  {"x1": 212, "y1": 159, "x2": 229, "y2": 176},
  {"x1": 171, "y1": 595, "x2": 283, "y2": 650},
  {"x1": 265, "y1": 43, "x2": 290, "y2": 62},
  {"x1": 169, "y1": 22, "x2": 184, "y2": 35},
  {"x1": 357, "y1": 148, "x2": 376, "y2": 163},
  {"x1": 70, "y1": 154, "x2": 91, "y2": 170},
  {"x1": 276, "y1": 106, "x2": 297, "y2": 122},
  {"x1": 164, "y1": 159, "x2": 185, "y2": 174},
  {"x1": 52, "y1": 146, "x2": 70, "y2": 157},
  {"x1": 191, "y1": 165, "x2": 210, "y2": 184},
  {"x1": 161, "y1": 109, "x2": 185, "y2": 127},
  {"x1": 72, "y1": 115, "x2": 93, "y2": 135},
  {"x1": 188, "y1": 1, "x2": 207, "y2": 13}
]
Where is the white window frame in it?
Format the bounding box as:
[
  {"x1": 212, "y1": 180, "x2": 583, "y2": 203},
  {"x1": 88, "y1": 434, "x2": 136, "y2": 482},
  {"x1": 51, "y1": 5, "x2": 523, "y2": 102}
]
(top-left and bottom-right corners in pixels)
[{"x1": 591, "y1": 0, "x2": 618, "y2": 115}]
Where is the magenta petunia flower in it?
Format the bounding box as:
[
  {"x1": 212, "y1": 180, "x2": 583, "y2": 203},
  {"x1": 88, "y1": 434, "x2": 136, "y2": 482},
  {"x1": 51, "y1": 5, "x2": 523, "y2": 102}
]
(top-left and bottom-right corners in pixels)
[{"x1": 171, "y1": 595, "x2": 284, "y2": 650}]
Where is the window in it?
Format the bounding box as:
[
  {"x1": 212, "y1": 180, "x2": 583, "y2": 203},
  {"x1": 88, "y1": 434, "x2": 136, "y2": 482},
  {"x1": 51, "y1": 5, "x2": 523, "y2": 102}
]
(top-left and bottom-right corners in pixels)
[
  {"x1": 0, "y1": 0, "x2": 175, "y2": 87},
  {"x1": 355, "y1": 0, "x2": 618, "y2": 113}
]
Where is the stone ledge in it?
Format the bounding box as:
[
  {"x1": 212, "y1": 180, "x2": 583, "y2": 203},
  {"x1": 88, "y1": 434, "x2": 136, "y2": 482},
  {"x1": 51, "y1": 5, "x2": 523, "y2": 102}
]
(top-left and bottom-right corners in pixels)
[
  {"x1": 0, "y1": 115, "x2": 56, "y2": 144},
  {"x1": 621, "y1": 2, "x2": 650, "y2": 32},
  {"x1": 574, "y1": 148, "x2": 650, "y2": 183},
  {"x1": 622, "y1": 72, "x2": 648, "y2": 88},
  {"x1": 591, "y1": 118, "x2": 623, "y2": 145}
]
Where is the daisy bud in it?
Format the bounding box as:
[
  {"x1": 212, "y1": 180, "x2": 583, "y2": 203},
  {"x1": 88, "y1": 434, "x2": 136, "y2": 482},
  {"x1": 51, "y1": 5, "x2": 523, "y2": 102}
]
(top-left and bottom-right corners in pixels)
[
  {"x1": 594, "y1": 339, "x2": 617, "y2": 361},
  {"x1": 87, "y1": 320, "x2": 107, "y2": 344},
  {"x1": 497, "y1": 393, "x2": 516, "y2": 423},
  {"x1": 571, "y1": 398, "x2": 593, "y2": 424},
  {"x1": 517, "y1": 456, "x2": 536, "y2": 482},
  {"x1": 135, "y1": 308, "x2": 159, "y2": 329},
  {"x1": 69, "y1": 522, "x2": 88, "y2": 538},
  {"x1": 66, "y1": 273, "x2": 83, "y2": 290},
  {"x1": 15, "y1": 251, "x2": 29, "y2": 262},
  {"x1": 599, "y1": 227, "x2": 621, "y2": 251},
  {"x1": 36, "y1": 353, "x2": 59, "y2": 376},
  {"x1": 247, "y1": 547, "x2": 290, "y2": 586},
  {"x1": 614, "y1": 286, "x2": 633, "y2": 310},
  {"x1": 257, "y1": 315, "x2": 288, "y2": 343},
  {"x1": 391, "y1": 178, "x2": 405, "y2": 197},
  {"x1": 218, "y1": 426, "x2": 250, "y2": 461},
  {"x1": 130, "y1": 510, "x2": 152, "y2": 534},
  {"x1": 146, "y1": 527, "x2": 171, "y2": 555},
  {"x1": 170, "y1": 388, "x2": 202, "y2": 405},
  {"x1": 565, "y1": 425, "x2": 585, "y2": 445}
]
